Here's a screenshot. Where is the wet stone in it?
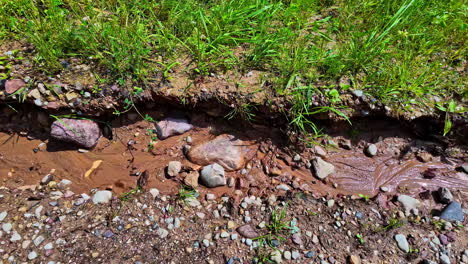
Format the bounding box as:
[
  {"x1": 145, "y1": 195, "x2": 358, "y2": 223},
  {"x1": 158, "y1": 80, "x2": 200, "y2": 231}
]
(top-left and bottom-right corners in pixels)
[
  {"x1": 51, "y1": 118, "x2": 101, "y2": 149},
  {"x1": 155, "y1": 117, "x2": 192, "y2": 140},
  {"x1": 187, "y1": 134, "x2": 251, "y2": 171}
]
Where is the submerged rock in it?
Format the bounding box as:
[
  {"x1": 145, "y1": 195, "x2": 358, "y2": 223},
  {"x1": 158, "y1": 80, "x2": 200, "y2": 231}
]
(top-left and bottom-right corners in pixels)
[
  {"x1": 155, "y1": 117, "x2": 192, "y2": 139},
  {"x1": 50, "y1": 118, "x2": 101, "y2": 148},
  {"x1": 440, "y1": 201, "x2": 464, "y2": 222},
  {"x1": 311, "y1": 157, "x2": 335, "y2": 180},
  {"x1": 187, "y1": 134, "x2": 251, "y2": 171},
  {"x1": 200, "y1": 163, "x2": 226, "y2": 188}
]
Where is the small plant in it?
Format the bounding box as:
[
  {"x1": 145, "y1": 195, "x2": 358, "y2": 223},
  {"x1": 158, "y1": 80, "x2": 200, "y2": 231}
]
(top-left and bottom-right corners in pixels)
[
  {"x1": 436, "y1": 100, "x2": 467, "y2": 136},
  {"x1": 177, "y1": 185, "x2": 199, "y2": 203},
  {"x1": 358, "y1": 193, "x2": 370, "y2": 202},
  {"x1": 356, "y1": 233, "x2": 365, "y2": 244},
  {"x1": 119, "y1": 186, "x2": 142, "y2": 201},
  {"x1": 380, "y1": 218, "x2": 405, "y2": 232}
]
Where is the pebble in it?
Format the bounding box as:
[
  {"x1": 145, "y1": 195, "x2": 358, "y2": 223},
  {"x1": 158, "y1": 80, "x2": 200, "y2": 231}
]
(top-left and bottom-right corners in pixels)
[
  {"x1": 236, "y1": 224, "x2": 259, "y2": 238},
  {"x1": 349, "y1": 255, "x2": 361, "y2": 264},
  {"x1": 34, "y1": 235, "x2": 45, "y2": 246},
  {"x1": 311, "y1": 157, "x2": 335, "y2": 180},
  {"x1": 28, "y1": 251, "x2": 38, "y2": 260},
  {"x1": 10, "y1": 231, "x2": 21, "y2": 241},
  {"x1": 206, "y1": 193, "x2": 216, "y2": 200},
  {"x1": 365, "y1": 144, "x2": 378, "y2": 157},
  {"x1": 44, "y1": 242, "x2": 53, "y2": 250},
  {"x1": 200, "y1": 163, "x2": 226, "y2": 188},
  {"x1": 292, "y1": 233, "x2": 302, "y2": 245},
  {"x1": 380, "y1": 186, "x2": 389, "y2": 192},
  {"x1": 397, "y1": 195, "x2": 420, "y2": 213},
  {"x1": 220, "y1": 231, "x2": 229, "y2": 238},
  {"x1": 439, "y1": 254, "x2": 450, "y2": 264},
  {"x1": 276, "y1": 184, "x2": 290, "y2": 191},
  {"x1": 22, "y1": 240, "x2": 31, "y2": 249},
  {"x1": 291, "y1": 251, "x2": 300, "y2": 260},
  {"x1": 158, "y1": 228, "x2": 169, "y2": 238},
  {"x1": 167, "y1": 161, "x2": 182, "y2": 177},
  {"x1": 394, "y1": 234, "x2": 409, "y2": 253},
  {"x1": 270, "y1": 250, "x2": 282, "y2": 263},
  {"x1": 0, "y1": 211, "x2": 6, "y2": 221},
  {"x1": 461, "y1": 164, "x2": 468, "y2": 174},
  {"x1": 245, "y1": 239, "x2": 252, "y2": 246},
  {"x1": 202, "y1": 239, "x2": 210, "y2": 247},
  {"x1": 327, "y1": 199, "x2": 335, "y2": 208},
  {"x1": 305, "y1": 251, "x2": 315, "y2": 258},
  {"x1": 230, "y1": 234, "x2": 238, "y2": 240},
  {"x1": 284, "y1": 251, "x2": 292, "y2": 260},
  {"x1": 149, "y1": 188, "x2": 160, "y2": 198},
  {"x1": 2, "y1": 223, "x2": 12, "y2": 232}
]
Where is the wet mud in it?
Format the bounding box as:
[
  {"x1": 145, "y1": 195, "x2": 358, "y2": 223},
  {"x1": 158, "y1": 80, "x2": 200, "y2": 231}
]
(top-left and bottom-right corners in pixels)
[{"x1": 0, "y1": 105, "x2": 467, "y2": 198}]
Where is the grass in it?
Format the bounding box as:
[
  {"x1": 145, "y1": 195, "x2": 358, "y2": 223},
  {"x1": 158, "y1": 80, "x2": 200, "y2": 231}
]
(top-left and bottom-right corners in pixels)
[
  {"x1": 0, "y1": 0, "x2": 466, "y2": 137},
  {"x1": 177, "y1": 185, "x2": 199, "y2": 203}
]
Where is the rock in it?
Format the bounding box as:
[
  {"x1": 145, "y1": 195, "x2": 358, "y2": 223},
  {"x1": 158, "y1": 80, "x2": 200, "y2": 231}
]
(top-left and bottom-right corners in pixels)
[
  {"x1": 438, "y1": 187, "x2": 453, "y2": 204},
  {"x1": 92, "y1": 190, "x2": 112, "y2": 204},
  {"x1": 205, "y1": 193, "x2": 215, "y2": 200},
  {"x1": 183, "y1": 171, "x2": 199, "y2": 188},
  {"x1": 158, "y1": 228, "x2": 169, "y2": 238},
  {"x1": 270, "y1": 250, "x2": 282, "y2": 263},
  {"x1": 397, "y1": 195, "x2": 420, "y2": 213},
  {"x1": 311, "y1": 157, "x2": 335, "y2": 180},
  {"x1": 58, "y1": 179, "x2": 72, "y2": 189},
  {"x1": 51, "y1": 118, "x2": 101, "y2": 148},
  {"x1": 291, "y1": 251, "x2": 300, "y2": 260},
  {"x1": 305, "y1": 251, "x2": 315, "y2": 258},
  {"x1": 394, "y1": 234, "x2": 409, "y2": 253},
  {"x1": 200, "y1": 163, "x2": 226, "y2": 188},
  {"x1": 352, "y1": 90, "x2": 363, "y2": 97},
  {"x1": 10, "y1": 231, "x2": 21, "y2": 242},
  {"x1": 155, "y1": 117, "x2": 192, "y2": 139},
  {"x1": 149, "y1": 188, "x2": 159, "y2": 198},
  {"x1": 439, "y1": 254, "x2": 451, "y2": 264},
  {"x1": 461, "y1": 164, "x2": 468, "y2": 174},
  {"x1": 0, "y1": 211, "x2": 7, "y2": 221},
  {"x1": 417, "y1": 152, "x2": 433, "y2": 163},
  {"x1": 33, "y1": 235, "x2": 44, "y2": 246},
  {"x1": 292, "y1": 233, "x2": 302, "y2": 245},
  {"x1": 349, "y1": 255, "x2": 361, "y2": 264},
  {"x1": 365, "y1": 144, "x2": 378, "y2": 157},
  {"x1": 27, "y1": 251, "x2": 38, "y2": 260},
  {"x1": 284, "y1": 251, "x2": 291, "y2": 260},
  {"x1": 440, "y1": 201, "x2": 464, "y2": 222},
  {"x1": 276, "y1": 184, "x2": 290, "y2": 191},
  {"x1": 167, "y1": 161, "x2": 182, "y2": 177},
  {"x1": 28, "y1": 88, "x2": 42, "y2": 99},
  {"x1": 236, "y1": 225, "x2": 259, "y2": 238},
  {"x1": 41, "y1": 174, "x2": 53, "y2": 185},
  {"x1": 5, "y1": 79, "x2": 26, "y2": 94},
  {"x1": 187, "y1": 134, "x2": 252, "y2": 171},
  {"x1": 327, "y1": 199, "x2": 335, "y2": 208},
  {"x1": 2, "y1": 222, "x2": 12, "y2": 232},
  {"x1": 313, "y1": 146, "x2": 327, "y2": 157},
  {"x1": 380, "y1": 186, "x2": 389, "y2": 192}
]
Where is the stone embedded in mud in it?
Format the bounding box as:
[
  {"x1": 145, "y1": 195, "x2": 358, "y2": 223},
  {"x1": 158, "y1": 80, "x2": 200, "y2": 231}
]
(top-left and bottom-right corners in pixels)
[
  {"x1": 92, "y1": 190, "x2": 112, "y2": 204},
  {"x1": 5, "y1": 79, "x2": 26, "y2": 94},
  {"x1": 365, "y1": 144, "x2": 378, "y2": 157},
  {"x1": 167, "y1": 161, "x2": 182, "y2": 177},
  {"x1": 311, "y1": 157, "x2": 335, "y2": 180},
  {"x1": 187, "y1": 134, "x2": 250, "y2": 171},
  {"x1": 200, "y1": 163, "x2": 226, "y2": 188},
  {"x1": 50, "y1": 118, "x2": 101, "y2": 149},
  {"x1": 236, "y1": 224, "x2": 259, "y2": 238},
  {"x1": 155, "y1": 117, "x2": 193, "y2": 140},
  {"x1": 440, "y1": 201, "x2": 464, "y2": 222}
]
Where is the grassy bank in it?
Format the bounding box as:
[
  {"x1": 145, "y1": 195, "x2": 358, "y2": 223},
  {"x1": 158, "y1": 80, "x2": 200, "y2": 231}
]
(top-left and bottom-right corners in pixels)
[{"x1": 0, "y1": 0, "x2": 466, "y2": 135}]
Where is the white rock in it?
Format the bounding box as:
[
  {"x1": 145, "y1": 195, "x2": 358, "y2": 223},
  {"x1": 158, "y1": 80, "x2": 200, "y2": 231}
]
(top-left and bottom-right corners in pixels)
[
  {"x1": 92, "y1": 190, "x2": 112, "y2": 204},
  {"x1": 149, "y1": 188, "x2": 160, "y2": 198},
  {"x1": 10, "y1": 231, "x2": 21, "y2": 242},
  {"x1": 0, "y1": 211, "x2": 7, "y2": 221},
  {"x1": 34, "y1": 235, "x2": 45, "y2": 246},
  {"x1": 27, "y1": 251, "x2": 38, "y2": 260},
  {"x1": 2, "y1": 223, "x2": 12, "y2": 232}
]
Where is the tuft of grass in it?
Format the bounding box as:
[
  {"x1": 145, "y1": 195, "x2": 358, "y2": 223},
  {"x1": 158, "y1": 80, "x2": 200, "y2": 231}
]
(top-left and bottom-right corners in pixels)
[{"x1": 177, "y1": 185, "x2": 199, "y2": 203}]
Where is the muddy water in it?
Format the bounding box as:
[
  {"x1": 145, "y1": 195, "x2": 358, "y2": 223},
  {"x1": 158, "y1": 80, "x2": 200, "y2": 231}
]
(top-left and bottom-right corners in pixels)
[{"x1": 0, "y1": 112, "x2": 467, "y2": 197}]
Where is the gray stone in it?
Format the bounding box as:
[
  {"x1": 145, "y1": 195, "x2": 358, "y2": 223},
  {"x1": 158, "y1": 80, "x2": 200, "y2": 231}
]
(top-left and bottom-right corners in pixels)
[
  {"x1": 276, "y1": 184, "x2": 290, "y2": 191},
  {"x1": 167, "y1": 161, "x2": 182, "y2": 177},
  {"x1": 10, "y1": 231, "x2": 21, "y2": 242},
  {"x1": 365, "y1": 144, "x2": 378, "y2": 157},
  {"x1": 438, "y1": 187, "x2": 453, "y2": 204},
  {"x1": 291, "y1": 251, "x2": 300, "y2": 260},
  {"x1": 311, "y1": 157, "x2": 335, "y2": 180},
  {"x1": 2, "y1": 222, "x2": 12, "y2": 232},
  {"x1": 200, "y1": 163, "x2": 226, "y2": 188},
  {"x1": 33, "y1": 235, "x2": 44, "y2": 246},
  {"x1": 397, "y1": 195, "x2": 420, "y2": 213},
  {"x1": 155, "y1": 117, "x2": 192, "y2": 139},
  {"x1": 439, "y1": 254, "x2": 451, "y2": 264},
  {"x1": 149, "y1": 188, "x2": 159, "y2": 198},
  {"x1": 158, "y1": 228, "x2": 169, "y2": 238},
  {"x1": 270, "y1": 250, "x2": 282, "y2": 263},
  {"x1": 394, "y1": 234, "x2": 409, "y2": 253},
  {"x1": 440, "y1": 201, "x2": 464, "y2": 222},
  {"x1": 92, "y1": 190, "x2": 112, "y2": 204},
  {"x1": 352, "y1": 90, "x2": 364, "y2": 97},
  {"x1": 461, "y1": 164, "x2": 468, "y2": 174},
  {"x1": 0, "y1": 211, "x2": 7, "y2": 222},
  {"x1": 51, "y1": 118, "x2": 101, "y2": 148},
  {"x1": 284, "y1": 251, "x2": 292, "y2": 260},
  {"x1": 27, "y1": 251, "x2": 38, "y2": 260}
]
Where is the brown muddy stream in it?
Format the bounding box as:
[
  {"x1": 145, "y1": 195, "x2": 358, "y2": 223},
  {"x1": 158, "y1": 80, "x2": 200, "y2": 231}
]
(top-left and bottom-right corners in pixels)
[{"x1": 0, "y1": 107, "x2": 467, "y2": 198}]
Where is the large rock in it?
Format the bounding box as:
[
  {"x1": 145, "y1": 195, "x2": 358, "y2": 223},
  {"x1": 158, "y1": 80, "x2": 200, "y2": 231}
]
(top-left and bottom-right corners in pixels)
[
  {"x1": 311, "y1": 157, "x2": 335, "y2": 180},
  {"x1": 51, "y1": 118, "x2": 101, "y2": 148},
  {"x1": 167, "y1": 161, "x2": 182, "y2": 177},
  {"x1": 200, "y1": 163, "x2": 226, "y2": 188},
  {"x1": 5, "y1": 79, "x2": 26, "y2": 94},
  {"x1": 397, "y1": 195, "x2": 420, "y2": 213},
  {"x1": 440, "y1": 201, "x2": 464, "y2": 222},
  {"x1": 155, "y1": 117, "x2": 192, "y2": 139},
  {"x1": 92, "y1": 190, "x2": 112, "y2": 204},
  {"x1": 187, "y1": 134, "x2": 250, "y2": 171}
]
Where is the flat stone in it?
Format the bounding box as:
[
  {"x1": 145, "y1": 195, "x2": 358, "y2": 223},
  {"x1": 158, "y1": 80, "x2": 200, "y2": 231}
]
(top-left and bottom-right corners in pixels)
[
  {"x1": 149, "y1": 188, "x2": 159, "y2": 198},
  {"x1": 200, "y1": 163, "x2": 226, "y2": 188},
  {"x1": 187, "y1": 134, "x2": 252, "y2": 171},
  {"x1": 92, "y1": 190, "x2": 112, "y2": 204},
  {"x1": 51, "y1": 118, "x2": 101, "y2": 148},
  {"x1": 158, "y1": 228, "x2": 169, "y2": 238},
  {"x1": 183, "y1": 171, "x2": 199, "y2": 188},
  {"x1": 440, "y1": 201, "x2": 464, "y2": 222},
  {"x1": 394, "y1": 234, "x2": 409, "y2": 253},
  {"x1": 167, "y1": 161, "x2": 182, "y2": 177},
  {"x1": 5, "y1": 79, "x2": 26, "y2": 94},
  {"x1": 236, "y1": 224, "x2": 259, "y2": 238},
  {"x1": 349, "y1": 255, "x2": 361, "y2": 264},
  {"x1": 311, "y1": 157, "x2": 335, "y2": 180},
  {"x1": 283, "y1": 251, "x2": 291, "y2": 260},
  {"x1": 155, "y1": 117, "x2": 193, "y2": 139}
]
